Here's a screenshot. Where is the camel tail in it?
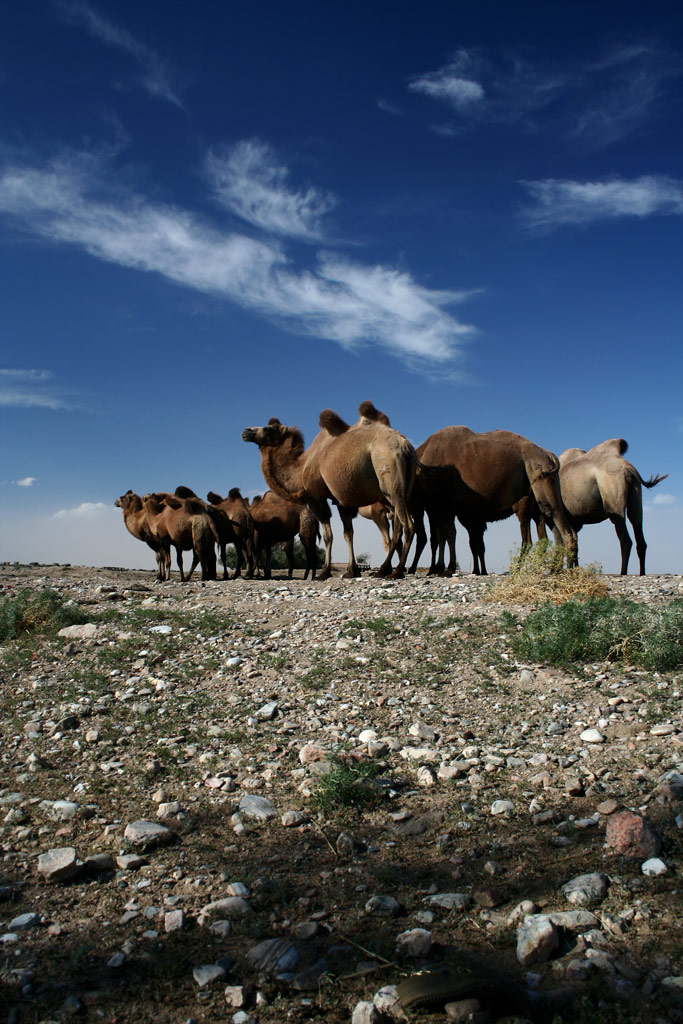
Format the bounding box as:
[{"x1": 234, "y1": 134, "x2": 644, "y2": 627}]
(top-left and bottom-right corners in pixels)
[
  {"x1": 194, "y1": 515, "x2": 217, "y2": 580},
  {"x1": 641, "y1": 472, "x2": 668, "y2": 489}
]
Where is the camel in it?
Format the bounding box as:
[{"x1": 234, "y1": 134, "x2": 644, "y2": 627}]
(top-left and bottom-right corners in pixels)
[
  {"x1": 515, "y1": 439, "x2": 667, "y2": 575},
  {"x1": 408, "y1": 426, "x2": 578, "y2": 575},
  {"x1": 142, "y1": 493, "x2": 217, "y2": 581},
  {"x1": 174, "y1": 486, "x2": 254, "y2": 579},
  {"x1": 205, "y1": 488, "x2": 256, "y2": 578},
  {"x1": 242, "y1": 401, "x2": 418, "y2": 579},
  {"x1": 115, "y1": 490, "x2": 170, "y2": 580},
  {"x1": 244, "y1": 490, "x2": 320, "y2": 579}
]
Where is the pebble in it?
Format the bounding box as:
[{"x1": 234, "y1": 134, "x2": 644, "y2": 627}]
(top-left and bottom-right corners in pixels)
[
  {"x1": 517, "y1": 915, "x2": 559, "y2": 966},
  {"x1": 247, "y1": 937, "x2": 299, "y2": 973},
  {"x1": 58, "y1": 623, "x2": 98, "y2": 639},
  {"x1": 238, "y1": 794, "x2": 277, "y2": 820},
  {"x1": 490, "y1": 799, "x2": 514, "y2": 816},
  {"x1": 641, "y1": 857, "x2": 667, "y2": 876},
  {"x1": 9, "y1": 913, "x2": 40, "y2": 930},
  {"x1": 365, "y1": 895, "x2": 402, "y2": 917},
  {"x1": 193, "y1": 963, "x2": 227, "y2": 987},
  {"x1": 123, "y1": 820, "x2": 175, "y2": 849},
  {"x1": 37, "y1": 847, "x2": 79, "y2": 882},
  {"x1": 605, "y1": 811, "x2": 661, "y2": 859},
  {"x1": 562, "y1": 872, "x2": 609, "y2": 906},
  {"x1": 395, "y1": 927, "x2": 432, "y2": 956},
  {"x1": 579, "y1": 728, "x2": 604, "y2": 744}
]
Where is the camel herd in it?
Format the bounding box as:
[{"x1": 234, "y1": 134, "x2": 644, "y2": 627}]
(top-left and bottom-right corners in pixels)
[{"x1": 116, "y1": 401, "x2": 667, "y2": 582}]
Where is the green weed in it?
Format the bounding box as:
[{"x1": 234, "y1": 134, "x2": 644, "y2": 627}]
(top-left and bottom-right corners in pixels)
[
  {"x1": 0, "y1": 588, "x2": 89, "y2": 641},
  {"x1": 485, "y1": 540, "x2": 608, "y2": 606},
  {"x1": 311, "y1": 754, "x2": 384, "y2": 813}
]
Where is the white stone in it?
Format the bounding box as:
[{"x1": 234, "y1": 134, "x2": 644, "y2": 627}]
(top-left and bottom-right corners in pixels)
[
  {"x1": 193, "y1": 963, "x2": 227, "y2": 987},
  {"x1": 58, "y1": 623, "x2": 98, "y2": 639},
  {"x1": 123, "y1": 820, "x2": 174, "y2": 849},
  {"x1": 395, "y1": 927, "x2": 432, "y2": 957},
  {"x1": 491, "y1": 799, "x2": 515, "y2": 816},
  {"x1": 238, "y1": 794, "x2": 277, "y2": 821},
  {"x1": 517, "y1": 915, "x2": 559, "y2": 966},
  {"x1": 352, "y1": 1001, "x2": 381, "y2": 1024},
  {"x1": 579, "y1": 728, "x2": 604, "y2": 744},
  {"x1": 642, "y1": 857, "x2": 667, "y2": 876}
]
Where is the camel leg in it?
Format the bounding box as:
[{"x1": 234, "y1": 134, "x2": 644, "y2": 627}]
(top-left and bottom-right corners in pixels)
[
  {"x1": 185, "y1": 552, "x2": 200, "y2": 581},
  {"x1": 309, "y1": 500, "x2": 333, "y2": 580},
  {"x1": 443, "y1": 518, "x2": 457, "y2": 576},
  {"x1": 218, "y1": 541, "x2": 229, "y2": 580},
  {"x1": 609, "y1": 513, "x2": 633, "y2": 575},
  {"x1": 626, "y1": 491, "x2": 647, "y2": 575},
  {"x1": 284, "y1": 539, "x2": 295, "y2": 579},
  {"x1": 467, "y1": 525, "x2": 487, "y2": 575},
  {"x1": 174, "y1": 547, "x2": 187, "y2": 582},
  {"x1": 389, "y1": 503, "x2": 415, "y2": 580},
  {"x1": 262, "y1": 544, "x2": 272, "y2": 580},
  {"x1": 337, "y1": 507, "x2": 360, "y2": 578},
  {"x1": 303, "y1": 539, "x2": 317, "y2": 580}
]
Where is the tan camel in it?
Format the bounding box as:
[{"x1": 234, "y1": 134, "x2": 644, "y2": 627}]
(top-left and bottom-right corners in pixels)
[
  {"x1": 245, "y1": 490, "x2": 320, "y2": 579},
  {"x1": 205, "y1": 488, "x2": 256, "y2": 578},
  {"x1": 242, "y1": 401, "x2": 418, "y2": 579},
  {"x1": 115, "y1": 490, "x2": 170, "y2": 580},
  {"x1": 142, "y1": 493, "x2": 217, "y2": 581},
  {"x1": 516, "y1": 439, "x2": 667, "y2": 575},
  {"x1": 408, "y1": 426, "x2": 578, "y2": 575},
  {"x1": 173, "y1": 485, "x2": 254, "y2": 579}
]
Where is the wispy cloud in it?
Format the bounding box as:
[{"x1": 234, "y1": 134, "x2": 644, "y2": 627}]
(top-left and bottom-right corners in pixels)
[
  {"x1": 0, "y1": 149, "x2": 476, "y2": 371},
  {"x1": 57, "y1": 1, "x2": 184, "y2": 108},
  {"x1": 15, "y1": 477, "x2": 37, "y2": 487},
  {"x1": 652, "y1": 493, "x2": 677, "y2": 506},
  {"x1": 409, "y1": 43, "x2": 679, "y2": 145},
  {"x1": 0, "y1": 369, "x2": 72, "y2": 410},
  {"x1": 206, "y1": 140, "x2": 336, "y2": 242},
  {"x1": 520, "y1": 175, "x2": 683, "y2": 229},
  {"x1": 53, "y1": 501, "x2": 108, "y2": 519}
]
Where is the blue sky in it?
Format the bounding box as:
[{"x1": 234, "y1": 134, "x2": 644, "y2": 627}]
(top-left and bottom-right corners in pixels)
[{"x1": 1, "y1": 0, "x2": 681, "y2": 574}]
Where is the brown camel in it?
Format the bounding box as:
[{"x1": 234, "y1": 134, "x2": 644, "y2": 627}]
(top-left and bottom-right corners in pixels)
[
  {"x1": 242, "y1": 401, "x2": 418, "y2": 579},
  {"x1": 174, "y1": 486, "x2": 254, "y2": 579},
  {"x1": 115, "y1": 490, "x2": 170, "y2": 580},
  {"x1": 245, "y1": 490, "x2": 320, "y2": 579},
  {"x1": 515, "y1": 439, "x2": 667, "y2": 575},
  {"x1": 408, "y1": 426, "x2": 578, "y2": 575},
  {"x1": 142, "y1": 493, "x2": 217, "y2": 581},
  {"x1": 205, "y1": 488, "x2": 256, "y2": 578}
]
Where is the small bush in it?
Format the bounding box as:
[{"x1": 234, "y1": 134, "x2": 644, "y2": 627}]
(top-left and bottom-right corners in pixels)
[
  {"x1": 0, "y1": 589, "x2": 88, "y2": 642},
  {"x1": 311, "y1": 754, "x2": 384, "y2": 813},
  {"x1": 510, "y1": 597, "x2": 683, "y2": 671},
  {"x1": 485, "y1": 540, "x2": 608, "y2": 606}
]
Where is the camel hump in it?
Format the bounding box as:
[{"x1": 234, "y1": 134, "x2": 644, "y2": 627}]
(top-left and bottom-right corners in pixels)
[
  {"x1": 267, "y1": 417, "x2": 282, "y2": 426},
  {"x1": 358, "y1": 400, "x2": 391, "y2": 426},
  {"x1": 207, "y1": 490, "x2": 223, "y2": 505},
  {"x1": 175, "y1": 485, "x2": 198, "y2": 499},
  {"x1": 228, "y1": 487, "x2": 243, "y2": 500},
  {"x1": 319, "y1": 408, "x2": 350, "y2": 435},
  {"x1": 165, "y1": 494, "x2": 184, "y2": 510},
  {"x1": 184, "y1": 497, "x2": 206, "y2": 515}
]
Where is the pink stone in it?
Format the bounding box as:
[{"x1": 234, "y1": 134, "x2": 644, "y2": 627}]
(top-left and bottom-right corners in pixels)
[{"x1": 605, "y1": 811, "x2": 661, "y2": 859}]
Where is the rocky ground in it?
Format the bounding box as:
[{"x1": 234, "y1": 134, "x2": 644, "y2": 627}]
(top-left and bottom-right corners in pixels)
[{"x1": 0, "y1": 561, "x2": 682, "y2": 1024}]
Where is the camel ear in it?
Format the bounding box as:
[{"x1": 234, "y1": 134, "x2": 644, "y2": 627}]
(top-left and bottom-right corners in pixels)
[{"x1": 319, "y1": 408, "x2": 349, "y2": 435}]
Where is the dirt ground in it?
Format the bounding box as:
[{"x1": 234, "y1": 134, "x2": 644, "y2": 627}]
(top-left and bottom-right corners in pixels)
[{"x1": 0, "y1": 561, "x2": 682, "y2": 1024}]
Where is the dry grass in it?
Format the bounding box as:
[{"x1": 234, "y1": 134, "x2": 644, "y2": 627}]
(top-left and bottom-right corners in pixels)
[{"x1": 484, "y1": 540, "x2": 608, "y2": 606}]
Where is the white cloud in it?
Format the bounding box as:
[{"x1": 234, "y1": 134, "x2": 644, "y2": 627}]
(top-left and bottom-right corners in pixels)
[
  {"x1": 0, "y1": 368, "x2": 71, "y2": 410},
  {"x1": 57, "y1": 1, "x2": 184, "y2": 108},
  {"x1": 652, "y1": 493, "x2": 677, "y2": 506},
  {"x1": 409, "y1": 69, "x2": 484, "y2": 111},
  {"x1": 0, "y1": 150, "x2": 475, "y2": 370},
  {"x1": 15, "y1": 477, "x2": 36, "y2": 487},
  {"x1": 206, "y1": 140, "x2": 336, "y2": 242},
  {"x1": 520, "y1": 175, "x2": 683, "y2": 229},
  {"x1": 53, "y1": 502, "x2": 108, "y2": 519}
]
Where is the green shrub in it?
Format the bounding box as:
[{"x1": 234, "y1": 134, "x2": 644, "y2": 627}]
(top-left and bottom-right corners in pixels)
[
  {"x1": 510, "y1": 597, "x2": 683, "y2": 671},
  {"x1": 311, "y1": 754, "x2": 384, "y2": 813},
  {"x1": 0, "y1": 588, "x2": 88, "y2": 642}
]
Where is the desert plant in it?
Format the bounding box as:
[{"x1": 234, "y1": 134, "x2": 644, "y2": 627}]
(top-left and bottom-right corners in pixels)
[
  {"x1": 0, "y1": 588, "x2": 89, "y2": 641},
  {"x1": 311, "y1": 754, "x2": 384, "y2": 813},
  {"x1": 509, "y1": 597, "x2": 683, "y2": 671},
  {"x1": 485, "y1": 540, "x2": 608, "y2": 606}
]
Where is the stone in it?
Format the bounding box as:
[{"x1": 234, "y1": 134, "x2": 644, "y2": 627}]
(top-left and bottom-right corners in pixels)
[
  {"x1": 116, "y1": 854, "x2": 147, "y2": 870},
  {"x1": 256, "y1": 701, "x2": 278, "y2": 721},
  {"x1": 224, "y1": 985, "x2": 246, "y2": 1007},
  {"x1": 562, "y1": 873, "x2": 609, "y2": 906},
  {"x1": 157, "y1": 801, "x2": 183, "y2": 818},
  {"x1": 517, "y1": 915, "x2": 560, "y2": 966},
  {"x1": 373, "y1": 985, "x2": 401, "y2": 1016},
  {"x1": 579, "y1": 728, "x2": 604, "y2": 744},
  {"x1": 547, "y1": 910, "x2": 599, "y2": 932},
  {"x1": 58, "y1": 623, "x2": 98, "y2": 639},
  {"x1": 37, "y1": 847, "x2": 79, "y2": 882},
  {"x1": 642, "y1": 857, "x2": 667, "y2": 876},
  {"x1": 123, "y1": 820, "x2": 175, "y2": 849},
  {"x1": 193, "y1": 963, "x2": 227, "y2": 987},
  {"x1": 445, "y1": 998, "x2": 483, "y2": 1022},
  {"x1": 351, "y1": 1002, "x2": 381, "y2": 1024},
  {"x1": 605, "y1": 811, "x2": 661, "y2": 859},
  {"x1": 238, "y1": 795, "x2": 277, "y2": 821},
  {"x1": 597, "y1": 799, "x2": 618, "y2": 815},
  {"x1": 247, "y1": 937, "x2": 299, "y2": 973},
  {"x1": 395, "y1": 927, "x2": 432, "y2": 957},
  {"x1": 48, "y1": 800, "x2": 80, "y2": 822},
  {"x1": 9, "y1": 913, "x2": 40, "y2": 930},
  {"x1": 365, "y1": 894, "x2": 402, "y2": 917},
  {"x1": 427, "y1": 892, "x2": 469, "y2": 911},
  {"x1": 164, "y1": 909, "x2": 186, "y2": 932},
  {"x1": 281, "y1": 809, "x2": 309, "y2": 827},
  {"x1": 490, "y1": 799, "x2": 514, "y2": 816},
  {"x1": 199, "y1": 897, "x2": 253, "y2": 921}
]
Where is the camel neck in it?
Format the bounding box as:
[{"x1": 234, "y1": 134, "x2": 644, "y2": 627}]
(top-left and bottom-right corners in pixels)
[{"x1": 260, "y1": 446, "x2": 307, "y2": 505}]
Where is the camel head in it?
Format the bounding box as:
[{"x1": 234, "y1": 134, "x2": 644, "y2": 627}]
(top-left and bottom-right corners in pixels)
[
  {"x1": 207, "y1": 490, "x2": 224, "y2": 505},
  {"x1": 115, "y1": 490, "x2": 140, "y2": 511},
  {"x1": 242, "y1": 419, "x2": 292, "y2": 448}
]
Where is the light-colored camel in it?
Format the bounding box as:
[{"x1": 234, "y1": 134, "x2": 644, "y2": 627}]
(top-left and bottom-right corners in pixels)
[
  {"x1": 174, "y1": 485, "x2": 254, "y2": 579},
  {"x1": 245, "y1": 490, "x2": 320, "y2": 579},
  {"x1": 115, "y1": 490, "x2": 170, "y2": 580},
  {"x1": 242, "y1": 401, "x2": 418, "y2": 579},
  {"x1": 408, "y1": 426, "x2": 578, "y2": 575},
  {"x1": 516, "y1": 439, "x2": 667, "y2": 575},
  {"x1": 205, "y1": 488, "x2": 256, "y2": 578},
  {"x1": 142, "y1": 493, "x2": 217, "y2": 581}
]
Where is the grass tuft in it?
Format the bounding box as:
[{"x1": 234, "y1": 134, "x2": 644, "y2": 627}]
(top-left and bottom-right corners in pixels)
[
  {"x1": 0, "y1": 588, "x2": 89, "y2": 641},
  {"x1": 485, "y1": 540, "x2": 608, "y2": 606},
  {"x1": 508, "y1": 597, "x2": 683, "y2": 671},
  {"x1": 311, "y1": 754, "x2": 384, "y2": 813}
]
